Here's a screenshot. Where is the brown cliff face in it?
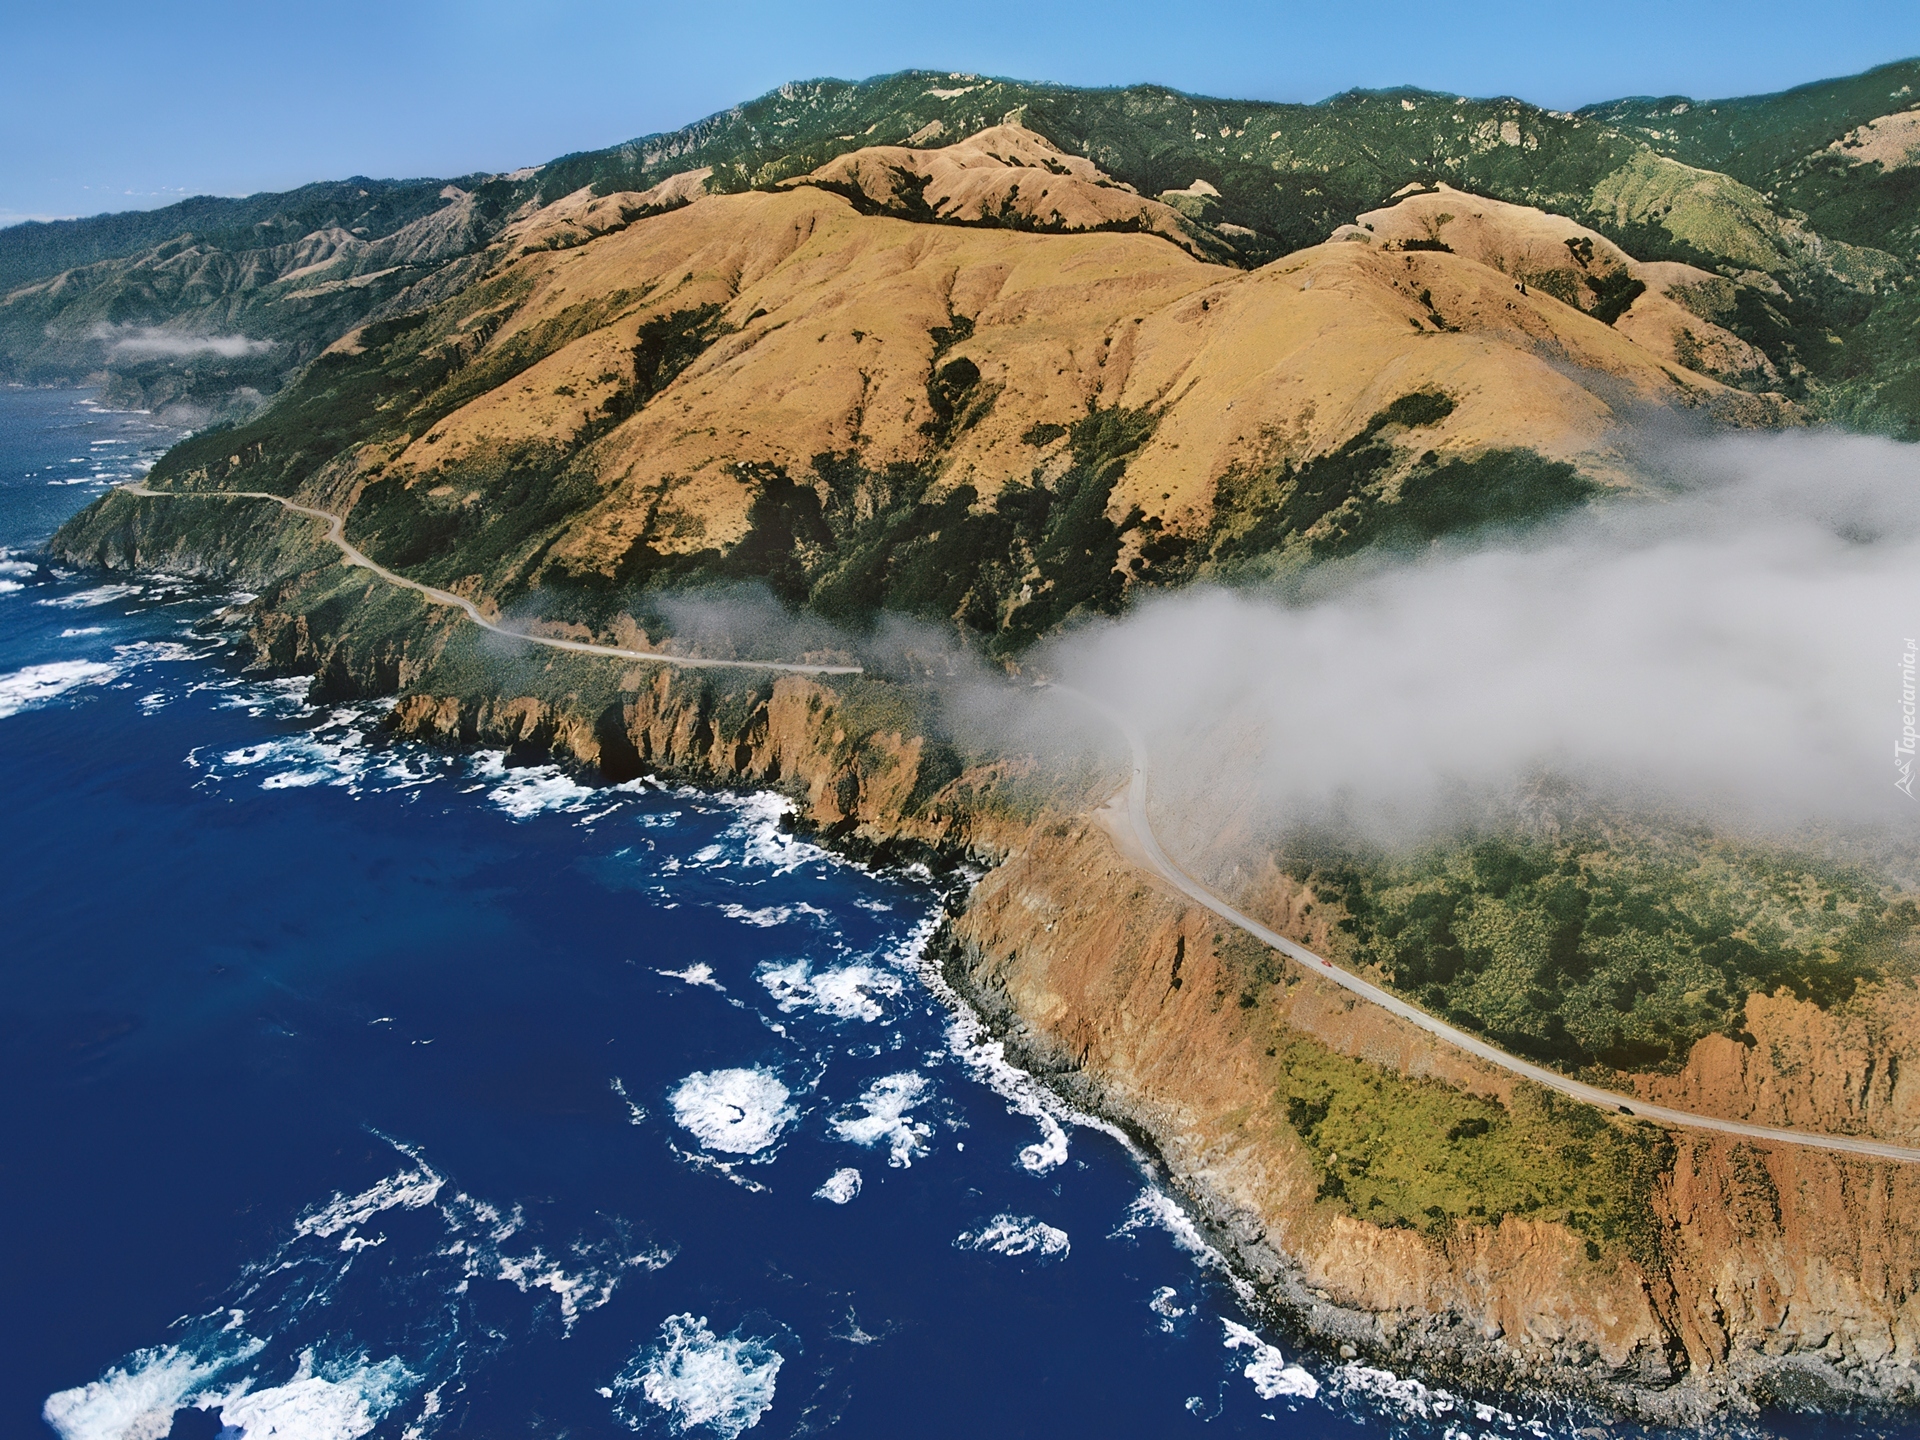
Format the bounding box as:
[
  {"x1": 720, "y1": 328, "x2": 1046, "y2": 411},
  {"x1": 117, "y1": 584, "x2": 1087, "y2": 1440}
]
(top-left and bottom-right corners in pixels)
[
  {"x1": 384, "y1": 670, "x2": 1025, "y2": 865},
  {"x1": 52, "y1": 469, "x2": 1920, "y2": 1421},
  {"x1": 938, "y1": 810, "x2": 1920, "y2": 1421},
  {"x1": 1634, "y1": 985, "x2": 1920, "y2": 1144}
]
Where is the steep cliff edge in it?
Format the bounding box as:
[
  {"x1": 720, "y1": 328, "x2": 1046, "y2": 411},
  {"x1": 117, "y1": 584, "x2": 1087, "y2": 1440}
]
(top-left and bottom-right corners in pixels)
[
  {"x1": 40, "y1": 95, "x2": 1920, "y2": 1418},
  {"x1": 939, "y1": 811, "x2": 1920, "y2": 1421},
  {"x1": 46, "y1": 486, "x2": 1920, "y2": 1419}
]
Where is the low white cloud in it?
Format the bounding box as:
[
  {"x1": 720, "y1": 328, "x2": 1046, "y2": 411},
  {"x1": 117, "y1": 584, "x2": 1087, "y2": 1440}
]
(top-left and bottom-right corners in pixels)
[
  {"x1": 91, "y1": 323, "x2": 274, "y2": 360},
  {"x1": 1054, "y1": 429, "x2": 1920, "y2": 846}
]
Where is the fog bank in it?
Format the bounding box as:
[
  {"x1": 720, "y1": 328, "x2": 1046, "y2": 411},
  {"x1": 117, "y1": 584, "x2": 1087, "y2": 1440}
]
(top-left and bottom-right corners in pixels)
[{"x1": 1055, "y1": 429, "x2": 1920, "y2": 846}]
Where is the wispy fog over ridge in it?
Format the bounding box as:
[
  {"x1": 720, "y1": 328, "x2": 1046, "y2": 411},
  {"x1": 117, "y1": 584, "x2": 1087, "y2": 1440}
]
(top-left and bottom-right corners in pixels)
[
  {"x1": 1056, "y1": 430, "x2": 1920, "y2": 843},
  {"x1": 87, "y1": 323, "x2": 273, "y2": 359}
]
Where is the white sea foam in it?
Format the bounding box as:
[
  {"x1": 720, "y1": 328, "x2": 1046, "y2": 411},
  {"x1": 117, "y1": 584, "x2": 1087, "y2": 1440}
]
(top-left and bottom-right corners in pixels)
[
  {"x1": 718, "y1": 904, "x2": 794, "y2": 927},
  {"x1": 613, "y1": 1314, "x2": 783, "y2": 1438},
  {"x1": 212, "y1": 1350, "x2": 415, "y2": 1440},
  {"x1": 60, "y1": 627, "x2": 106, "y2": 637},
  {"x1": 293, "y1": 1152, "x2": 444, "y2": 1243},
  {"x1": 495, "y1": 1242, "x2": 673, "y2": 1334},
  {"x1": 814, "y1": 1168, "x2": 862, "y2": 1204},
  {"x1": 0, "y1": 558, "x2": 34, "y2": 576},
  {"x1": 474, "y1": 754, "x2": 601, "y2": 819},
  {"x1": 668, "y1": 1142, "x2": 770, "y2": 1192},
  {"x1": 1324, "y1": 1361, "x2": 1501, "y2": 1426},
  {"x1": 36, "y1": 583, "x2": 142, "y2": 609},
  {"x1": 611, "y1": 1076, "x2": 649, "y2": 1124},
  {"x1": 1113, "y1": 1188, "x2": 1209, "y2": 1256},
  {"x1": 758, "y1": 959, "x2": 901, "y2": 1021},
  {"x1": 668, "y1": 1067, "x2": 796, "y2": 1155},
  {"x1": 954, "y1": 1214, "x2": 1070, "y2": 1261},
  {"x1": 1149, "y1": 1286, "x2": 1187, "y2": 1332},
  {"x1": 1223, "y1": 1319, "x2": 1320, "y2": 1400},
  {"x1": 1111, "y1": 1188, "x2": 1254, "y2": 1302},
  {"x1": 889, "y1": 907, "x2": 1111, "y2": 1177},
  {"x1": 729, "y1": 791, "x2": 823, "y2": 873},
  {"x1": 438, "y1": 1190, "x2": 672, "y2": 1334},
  {"x1": 0, "y1": 579, "x2": 21, "y2": 594},
  {"x1": 201, "y1": 704, "x2": 441, "y2": 796},
  {"x1": 113, "y1": 639, "x2": 210, "y2": 665},
  {"x1": 658, "y1": 963, "x2": 724, "y2": 991},
  {"x1": 830, "y1": 1072, "x2": 933, "y2": 1167},
  {"x1": 0, "y1": 660, "x2": 118, "y2": 719},
  {"x1": 42, "y1": 1340, "x2": 258, "y2": 1440}
]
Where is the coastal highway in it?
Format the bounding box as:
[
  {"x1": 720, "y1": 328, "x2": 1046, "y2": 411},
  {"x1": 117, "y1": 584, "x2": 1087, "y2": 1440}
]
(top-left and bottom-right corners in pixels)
[
  {"x1": 1057, "y1": 684, "x2": 1920, "y2": 1166},
  {"x1": 117, "y1": 482, "x2": 864, "y2": 676},
  {"x1": 113, "y1": 481, "x2": 1920, "y2": 1161}
]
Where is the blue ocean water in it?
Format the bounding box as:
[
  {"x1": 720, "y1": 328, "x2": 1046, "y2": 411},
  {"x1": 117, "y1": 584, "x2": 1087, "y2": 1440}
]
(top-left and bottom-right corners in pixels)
[{"x1": 0, "y1": 387, "x2": 1876, "y2": 1440}]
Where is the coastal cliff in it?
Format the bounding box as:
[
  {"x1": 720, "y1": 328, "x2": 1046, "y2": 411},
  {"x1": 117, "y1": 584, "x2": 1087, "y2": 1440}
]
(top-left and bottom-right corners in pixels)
[
  {"x1": 938, "y1": 813, "x2": 1920, "y2": 1421},
  {"x1": 47, "y1": 488, "x2": 1920, "y2": 1421},
  {"x1": 40, "y1": 69, "x2": 1920, "y2": 1417}
]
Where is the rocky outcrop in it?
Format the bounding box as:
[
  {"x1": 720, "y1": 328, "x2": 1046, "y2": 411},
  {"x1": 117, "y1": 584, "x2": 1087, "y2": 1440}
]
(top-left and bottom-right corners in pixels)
[
  {"x1": 47, "y1": 476, "x2": 1920, "y2": 1419},
  {"x1": 1636, "y1": 985, "x2": 1920, "y2": 1144},
  {"x1": 382, "y1": 671, "x2": 1028, "y2": 868},
  {"x1": 938, "y1": 810, "x2": 1920, "y2": 1421}
]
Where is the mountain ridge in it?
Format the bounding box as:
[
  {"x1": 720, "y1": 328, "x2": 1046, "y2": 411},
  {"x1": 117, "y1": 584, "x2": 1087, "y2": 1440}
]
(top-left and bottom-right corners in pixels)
[
  {"x1": 8, "y1": 59, "x2": 1919, "y2": 430},
  {"x1": 30, "y1": 59, "x2": 1920, "y2": 1418}
]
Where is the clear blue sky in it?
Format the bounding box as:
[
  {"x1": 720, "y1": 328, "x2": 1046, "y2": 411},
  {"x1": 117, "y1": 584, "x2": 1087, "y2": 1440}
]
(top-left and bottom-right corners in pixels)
[{"x1": 5, "y1": 0, "x2": 1920, "y2": 224}]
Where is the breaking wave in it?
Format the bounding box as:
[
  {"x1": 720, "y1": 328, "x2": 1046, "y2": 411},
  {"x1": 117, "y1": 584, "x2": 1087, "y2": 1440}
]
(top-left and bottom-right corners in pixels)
[
  {"x1": 668, "y1": 1067, "x2": 797, "y2": 1156},
  {"x1": 0, "y1": 659, "x2": 117, "y2": 719},
  {"x1": 953, "y1": 1214, "x2": 1070, "y2": 1262},
  {"x1": 612, "y1": 1314, "x2": 783, "y2": 1438},
  {"x1": 829, "y1": 1072, "x2": 934, "y2": 1167},
  {"x1": 1223, "y1": 1319, "x2": 1320, "y2": 1401}
]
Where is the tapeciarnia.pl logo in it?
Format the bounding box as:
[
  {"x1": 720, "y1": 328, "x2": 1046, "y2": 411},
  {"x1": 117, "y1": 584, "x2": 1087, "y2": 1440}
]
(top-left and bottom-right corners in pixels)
[{"x1": 1900, "y1": 638, "x2": 1918, "y2": 799}]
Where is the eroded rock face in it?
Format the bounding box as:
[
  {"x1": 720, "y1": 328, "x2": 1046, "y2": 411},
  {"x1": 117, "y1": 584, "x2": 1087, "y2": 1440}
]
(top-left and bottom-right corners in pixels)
[
  {"x1": 1636, "y1": 986, "x2": 1920, "y2": 1143},
  {"x1": 938, "y1": 811, "x2": 1920, "y2": 1421}
]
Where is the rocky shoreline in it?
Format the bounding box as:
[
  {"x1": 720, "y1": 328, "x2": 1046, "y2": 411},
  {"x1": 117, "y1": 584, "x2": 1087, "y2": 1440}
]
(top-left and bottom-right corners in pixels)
[{"x1": 45, "y1": 490, "x2": 1920, "y2": 1424}]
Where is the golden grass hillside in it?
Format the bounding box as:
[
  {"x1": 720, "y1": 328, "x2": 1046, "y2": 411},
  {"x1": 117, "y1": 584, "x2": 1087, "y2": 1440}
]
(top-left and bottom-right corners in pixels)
[{"x1": 359, "y1": 127, "x2": 1791, "y2": 600}]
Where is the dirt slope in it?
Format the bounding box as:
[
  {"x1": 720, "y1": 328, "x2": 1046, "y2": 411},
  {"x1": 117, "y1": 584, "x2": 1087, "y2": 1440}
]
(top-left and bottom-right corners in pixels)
[{"x1": 351, "y1": 129, "x2": 1786, "y2": 603}]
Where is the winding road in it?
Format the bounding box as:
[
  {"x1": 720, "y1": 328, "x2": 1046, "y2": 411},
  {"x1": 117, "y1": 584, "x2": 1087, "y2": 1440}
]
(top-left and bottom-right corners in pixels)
[
  {"x1": 115, "y1": 481, "x2": 1920, "y2": 1161},
  {"x1": 117, "y1": 482, "x2": 864, "y2": 676},
  {"x1": 1058, "y1": 684, "x2": 1920, "y2": 1166}
]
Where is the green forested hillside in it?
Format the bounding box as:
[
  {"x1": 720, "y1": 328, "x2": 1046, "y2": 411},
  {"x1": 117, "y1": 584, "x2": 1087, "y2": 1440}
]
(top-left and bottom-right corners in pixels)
[
  {"x1": 6, "y1": 61, "x2": 1920, "y2": 428},
  {"x1": 0, "y1": 177, "x2": 473, "y2": 292}
]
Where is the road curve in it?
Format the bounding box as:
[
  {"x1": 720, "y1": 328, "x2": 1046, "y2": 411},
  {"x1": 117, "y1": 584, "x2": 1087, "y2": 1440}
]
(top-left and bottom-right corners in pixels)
[
  {"x1": 117, "y1": 482, "x2": 864, "y2": 677},
  {"x1": 1054, "y1": 683, "x2": 1920, "y2": 1165},
  {"x1": 106, "y1": 483, "x2": 1920, "y2": 1160}
]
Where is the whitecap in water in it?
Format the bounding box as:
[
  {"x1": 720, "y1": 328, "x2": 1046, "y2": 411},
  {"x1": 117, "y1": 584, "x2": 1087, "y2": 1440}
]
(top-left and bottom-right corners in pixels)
[
  {"x1": 953, "y1": 1214, "x2": 1070, "y2": 1262},
  {"x1": 717, "y1": 904, "x2": 795, "y2": 928},
  {"x1": 41, "y1": 1340, "x2": 260, "y2": 1440},
  {"x1": 612, "y1": 1313, "x2": 783, "y2": 1438},
  {"x1": 208, "y1": 1349, "x2": 416, "y2": 1440},
  {"x1": 1223, "y1": 1319, "x2": 1319, "y2": 1400},
  {"x1": 668, "y1": 1067, "x2": 796, "y2": 1156},
  {"x1": 0, "y1": 660, "x2": 118, "y2": 719},
  {"x1": 474, "y1": 753, "x2": 601, "y2": 820},
  {"x1": 293, "y1": 1150, "x2": 445, "y2": 1243},
  {"x1": 813, "y1": 1168, "x2": 862, "y2": 1204},
  {"x1": 757, "y1": 958, "x2": 901, "y2": 1022},
  {"x1": 829, "y1": 1072, "x2": 933, "y2": 1167},
  {"x1": 1149, "y1": 1286, "x2": 1187, "y2": 1333},
  {"x1": 496, "y1": 1243, "x2": 675, "y2": 1334},
  {"x1": 35, "y1": 583, "x2": 143, "y2": 609}
]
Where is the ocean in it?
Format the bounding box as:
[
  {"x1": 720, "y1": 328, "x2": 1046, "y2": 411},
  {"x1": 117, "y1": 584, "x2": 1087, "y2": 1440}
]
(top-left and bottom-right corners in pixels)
[{"x1": 0, "y1": 387, "x2": 1869, "y2": 1440}]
